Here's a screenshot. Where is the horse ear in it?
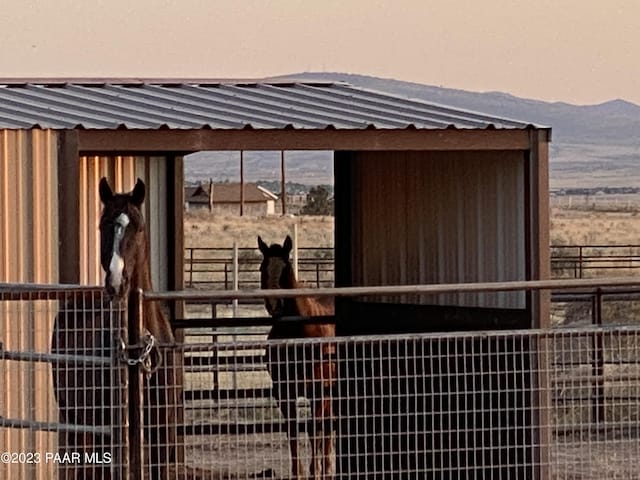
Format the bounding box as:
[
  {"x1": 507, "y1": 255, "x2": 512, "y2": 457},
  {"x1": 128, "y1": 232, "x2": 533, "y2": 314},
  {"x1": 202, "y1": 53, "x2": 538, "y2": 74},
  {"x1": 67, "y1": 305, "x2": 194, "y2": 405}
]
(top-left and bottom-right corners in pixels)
[
  {"x1": 283, "y1": 235, "x2": 293, "y2": 256},
  {"x1": 130, "y1": 178, "x2": 146, "y2": 206},
  {"x1": 257, "y1": 236, "x2": 269, "y2": 255},
  {"x1": 98, "y1": 177, "x2": 113, "y2": 204}
]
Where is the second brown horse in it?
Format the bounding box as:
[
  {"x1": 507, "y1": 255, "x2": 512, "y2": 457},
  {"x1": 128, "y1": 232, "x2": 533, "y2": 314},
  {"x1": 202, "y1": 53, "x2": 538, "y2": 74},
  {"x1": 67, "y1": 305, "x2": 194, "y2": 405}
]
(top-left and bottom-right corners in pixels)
[{"x1": 258, "y1": 235, "x2": 336, "y2": 479}]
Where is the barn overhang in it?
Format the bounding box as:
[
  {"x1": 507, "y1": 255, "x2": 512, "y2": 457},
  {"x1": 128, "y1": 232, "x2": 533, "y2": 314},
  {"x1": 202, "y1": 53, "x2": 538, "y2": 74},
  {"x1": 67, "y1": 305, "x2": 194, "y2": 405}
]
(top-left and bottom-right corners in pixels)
[{"x1": 74, "y1": 128, "x2": 546, "y2": 154}]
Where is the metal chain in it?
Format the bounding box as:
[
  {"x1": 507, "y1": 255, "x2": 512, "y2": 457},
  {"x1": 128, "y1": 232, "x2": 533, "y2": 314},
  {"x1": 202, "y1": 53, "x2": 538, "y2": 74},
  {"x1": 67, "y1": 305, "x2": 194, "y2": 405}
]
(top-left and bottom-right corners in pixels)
[{"x1": 121, "y1": 332, "x2": 158, "y2": 377}]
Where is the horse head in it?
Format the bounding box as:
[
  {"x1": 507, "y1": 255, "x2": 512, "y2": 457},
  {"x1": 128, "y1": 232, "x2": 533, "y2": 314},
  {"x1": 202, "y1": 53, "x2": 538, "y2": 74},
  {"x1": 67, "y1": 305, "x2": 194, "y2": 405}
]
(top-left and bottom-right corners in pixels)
[
  {"x1": 258, "y1": 235, "x2": 295, "y2": 316},
  {"x1": 98, "y1": 177, "x2": 147, "y2": 301}
]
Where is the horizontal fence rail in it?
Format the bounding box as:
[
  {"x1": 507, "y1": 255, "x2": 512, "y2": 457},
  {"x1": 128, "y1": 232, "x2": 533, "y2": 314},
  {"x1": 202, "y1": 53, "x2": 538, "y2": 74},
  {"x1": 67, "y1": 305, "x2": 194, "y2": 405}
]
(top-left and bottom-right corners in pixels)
[
  {"x1": 185, "y1": 246, "x2": 334, "y2": 290},
  {"x1": 149, "y1": 276, "x2": 640, "y2": 302},
  {"x1": 185, "y1": 244, "x2": 640, "y2": 292},
  {"x1": 551, "y1": 244, "x2": 640, "y2": 279}
]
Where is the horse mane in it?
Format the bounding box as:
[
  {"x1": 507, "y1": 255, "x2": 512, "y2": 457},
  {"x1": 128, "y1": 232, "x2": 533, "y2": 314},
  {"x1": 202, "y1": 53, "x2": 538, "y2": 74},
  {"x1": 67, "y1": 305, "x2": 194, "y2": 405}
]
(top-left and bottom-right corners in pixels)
[
  {"x1": 286, "y1": 269, "x2": 335, "y2": 337},
  {"x1": 135, "y1": 231, "x2": 174, "y2": 344}
]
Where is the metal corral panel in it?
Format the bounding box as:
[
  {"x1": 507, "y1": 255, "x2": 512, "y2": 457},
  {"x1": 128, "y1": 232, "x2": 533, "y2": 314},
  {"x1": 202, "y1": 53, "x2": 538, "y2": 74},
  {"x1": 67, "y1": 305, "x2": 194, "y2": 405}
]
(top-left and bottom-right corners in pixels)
[
  {"x1": 351, "y1": 150, "x2": 525, "y2": 308},
  {"x1": 0, "y1": 82, "x2": 541, "y2": 131},
  {"x1": 79, "y1": 155, "x2": 169, "y2": 289},
  {"x1": 0, "y1": 130, "x2": 59, "y2": 479}
]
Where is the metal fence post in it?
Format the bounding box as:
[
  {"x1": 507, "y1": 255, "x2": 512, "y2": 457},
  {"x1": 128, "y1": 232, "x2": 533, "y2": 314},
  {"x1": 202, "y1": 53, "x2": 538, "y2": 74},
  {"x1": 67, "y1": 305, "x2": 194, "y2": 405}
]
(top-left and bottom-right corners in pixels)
[
  {"x1": 592, "y1": 288, "x2": 605, "y2": 425},
  {"x1": 292, "y1": 223, "x2": 299, "y2": 278},
  {"x1": 188, "y1": 248, "x2": 194, "y2": 287},
  {"x1": 128, "y1": 289, "x2": 145, "y2": 480},
  {"x1": 579, "y1": 246, "x2": 584, "y2": 278},
  {"x1": 115, "y1": 297, "x2": 130, "y2": 480},
  {"x1": 232, "y1": 243, "x2": 239, "y2": 316}
]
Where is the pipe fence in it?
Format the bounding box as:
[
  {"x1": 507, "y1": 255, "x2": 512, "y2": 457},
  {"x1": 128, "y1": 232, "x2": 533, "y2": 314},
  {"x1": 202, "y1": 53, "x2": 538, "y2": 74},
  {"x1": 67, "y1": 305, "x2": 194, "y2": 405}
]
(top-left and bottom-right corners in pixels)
[{"x1": 185, "y1": 244, "x2": 640, "y2": 292}]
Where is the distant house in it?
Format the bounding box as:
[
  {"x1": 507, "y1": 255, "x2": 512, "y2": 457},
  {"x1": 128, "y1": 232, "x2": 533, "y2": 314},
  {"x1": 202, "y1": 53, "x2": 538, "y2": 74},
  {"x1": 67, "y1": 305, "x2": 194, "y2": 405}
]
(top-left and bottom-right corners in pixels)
[
  {"x1": 185, "y1": 182, "x2": 278, "y2": 216},
  {"x1": 184, "y1": 184, "x2": 211, "y2": 210},
  {"x1": 284, "y1": 193, "x2": 307, "y2": 214}
]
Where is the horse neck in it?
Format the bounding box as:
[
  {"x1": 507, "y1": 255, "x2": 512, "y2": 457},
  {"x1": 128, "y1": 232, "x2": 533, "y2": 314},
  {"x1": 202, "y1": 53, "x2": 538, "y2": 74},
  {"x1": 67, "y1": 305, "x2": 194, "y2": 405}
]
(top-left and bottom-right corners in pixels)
[
  {"x1": 285, "y1": 269, "x2": 334, "y2": 336},
  {"x1": 127, "y1": 234, "x2": 174, "y2": 344},
  {"x1": 131, "y1": 234, "x2": 153, "y2": 292}
]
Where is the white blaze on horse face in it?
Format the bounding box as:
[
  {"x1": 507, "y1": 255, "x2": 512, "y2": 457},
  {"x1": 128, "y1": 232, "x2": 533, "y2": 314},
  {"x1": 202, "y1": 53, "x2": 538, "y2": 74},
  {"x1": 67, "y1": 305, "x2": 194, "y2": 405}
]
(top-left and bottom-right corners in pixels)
[{"x1": 109, "y1": 213, "x2": 130, "y2": 291}]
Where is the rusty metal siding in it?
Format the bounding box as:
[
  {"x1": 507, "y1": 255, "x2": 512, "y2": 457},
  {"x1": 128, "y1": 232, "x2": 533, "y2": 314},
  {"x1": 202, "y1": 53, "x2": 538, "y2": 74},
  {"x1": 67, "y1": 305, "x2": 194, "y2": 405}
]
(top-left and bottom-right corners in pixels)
[
  {"x1": 351, "y1": 150, "x2": 526, "y2": 308},
  {"x1": 0, "y1": 129, "x2": 59, "y2": 480}
]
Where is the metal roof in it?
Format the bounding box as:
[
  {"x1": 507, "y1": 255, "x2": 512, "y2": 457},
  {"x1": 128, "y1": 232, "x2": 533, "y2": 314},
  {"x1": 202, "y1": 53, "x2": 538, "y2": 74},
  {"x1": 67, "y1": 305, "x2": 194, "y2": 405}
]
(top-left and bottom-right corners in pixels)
[{"x1": 0, "y1": 81, "x2": 542, "y2": 131}]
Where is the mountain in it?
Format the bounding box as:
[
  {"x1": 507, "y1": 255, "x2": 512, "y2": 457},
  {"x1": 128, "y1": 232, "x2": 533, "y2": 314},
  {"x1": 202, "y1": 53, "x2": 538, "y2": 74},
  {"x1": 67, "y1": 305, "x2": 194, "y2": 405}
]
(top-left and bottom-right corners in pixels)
[
  {"x1": 185, "y1": 72, "x2": 640, "y2": 190},
  {"x1": 269, "y1": 72, "x2": 640, "y2": 146}
]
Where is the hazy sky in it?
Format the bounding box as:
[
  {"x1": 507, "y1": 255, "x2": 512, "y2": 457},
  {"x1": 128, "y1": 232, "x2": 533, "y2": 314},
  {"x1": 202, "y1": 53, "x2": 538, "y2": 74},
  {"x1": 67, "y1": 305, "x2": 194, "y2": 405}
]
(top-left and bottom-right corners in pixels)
[{"x1": 2, "y1": 0, "x2": 639, "y2": 105}]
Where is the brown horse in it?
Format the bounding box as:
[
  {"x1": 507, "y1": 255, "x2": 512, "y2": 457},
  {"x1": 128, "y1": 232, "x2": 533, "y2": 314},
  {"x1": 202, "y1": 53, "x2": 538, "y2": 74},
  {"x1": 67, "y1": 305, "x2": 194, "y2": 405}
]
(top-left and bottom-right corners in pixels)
[
  {"x1": 52, "y1": 178, "x2": 176, "y2": 479},
  {"x1": 258, "y1": 235, "x2": 336, "y2": 479}
]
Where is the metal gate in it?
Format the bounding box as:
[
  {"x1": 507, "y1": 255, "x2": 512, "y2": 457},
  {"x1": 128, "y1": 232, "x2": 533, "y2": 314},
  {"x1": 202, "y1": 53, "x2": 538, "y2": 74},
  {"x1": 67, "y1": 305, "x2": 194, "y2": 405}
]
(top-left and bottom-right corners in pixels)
[{"x1": 1, "y1": 285, "x2": 128, "y2": 479}]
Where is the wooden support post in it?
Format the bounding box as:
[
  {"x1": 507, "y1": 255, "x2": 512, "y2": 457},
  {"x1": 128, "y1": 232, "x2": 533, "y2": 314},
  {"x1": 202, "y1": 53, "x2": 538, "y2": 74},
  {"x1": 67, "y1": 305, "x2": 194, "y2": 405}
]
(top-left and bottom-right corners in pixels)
[
  {"x1": 292, "y1": 223, "x2": 299, "y2": 278},
  {"x1": 239, "y1": 151, "x2": 244, "y2": 216},
  {"x1": 281, "y1": 150, "x2": 286, "y2": 215},
  {"x1": 208, "y1": 178, "x2": 214, "y2": 213},
  {"x1": 57, "y1": 130, "x2": 80, "y2": 284},
  {"x1": 232, "y1": 242, "x2": 239, "y2": 316}
]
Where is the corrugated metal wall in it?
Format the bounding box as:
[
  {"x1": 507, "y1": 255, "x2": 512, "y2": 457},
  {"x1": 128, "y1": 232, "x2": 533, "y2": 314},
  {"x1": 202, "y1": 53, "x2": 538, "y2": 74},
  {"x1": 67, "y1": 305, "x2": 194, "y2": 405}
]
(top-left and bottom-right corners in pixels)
[
  {"x1": 79, "y1": 155, "x2": 169, "y2": 290},
  {"x1": 351, "y1": 150, "x2": 526, "y2": 308},
  {"x1": 1, "y1": 129, "x2": 59, "y2": 479},
  {"x1": 0, "y1": 129, "x2": 59, "y2": 283}
]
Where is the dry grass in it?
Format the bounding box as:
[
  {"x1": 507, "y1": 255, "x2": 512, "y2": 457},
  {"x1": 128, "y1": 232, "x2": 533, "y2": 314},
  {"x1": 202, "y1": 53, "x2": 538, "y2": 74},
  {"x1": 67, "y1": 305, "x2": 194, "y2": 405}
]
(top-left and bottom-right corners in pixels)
[
  {"x1": 551, "y1": 205, "x2": 640, "y2": 246},
  {"x1": 187, "y1": 204, "x2": 640, "y2": 249},
  {"x1": 185, "y1": 211, "x2": 334, "y2": 249}
]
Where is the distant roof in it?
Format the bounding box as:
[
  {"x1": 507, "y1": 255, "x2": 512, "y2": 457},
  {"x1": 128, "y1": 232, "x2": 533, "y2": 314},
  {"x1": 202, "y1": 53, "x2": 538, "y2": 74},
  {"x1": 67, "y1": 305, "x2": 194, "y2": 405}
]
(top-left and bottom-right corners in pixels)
[
  {"x1": 185, "y1": 182, "x2": 277, "y2": 204},
  {"x1": 0, "y1": 80, "x2": 543, "y2": 131}
]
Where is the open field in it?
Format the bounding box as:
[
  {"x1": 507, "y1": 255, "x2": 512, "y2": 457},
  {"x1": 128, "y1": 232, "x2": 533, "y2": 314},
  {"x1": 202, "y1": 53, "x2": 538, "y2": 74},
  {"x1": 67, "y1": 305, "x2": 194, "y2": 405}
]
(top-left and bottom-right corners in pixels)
[
  {"x1": 185, "y1": 210, "x2": 334, "y2": 249},
  {"x1": 551, "y1": 201, "x2": 640, "y2": 245},
  {"x1": 186, "y1": 200, "x2": 640, "y2": 250}
]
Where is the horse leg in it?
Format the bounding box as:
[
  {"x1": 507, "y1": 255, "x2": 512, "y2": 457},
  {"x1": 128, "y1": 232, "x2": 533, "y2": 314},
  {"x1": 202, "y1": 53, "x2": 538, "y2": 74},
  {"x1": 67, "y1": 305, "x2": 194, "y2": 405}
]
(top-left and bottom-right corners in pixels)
[
  {"x1": 308, "y1": 417, "x2": 321, "y2": 480},
  {"x1": 280, "y1": 392, "x2": 303, "y2": 480},
  {"x1": 310, "y1": 396, "x2": 336, "y2": 480},
  {"x1": 145, "y1": 356, "x2": 176, "y2": 480},
  {"x1": 323, "y1": 427, "x2": 336, "y2": 479},
  {"x1": 310, "y1": 355, "x2": 337, "y2": 479},
  {"x1": 289, "y1": 424, "x2": 303, "y2": 479}
]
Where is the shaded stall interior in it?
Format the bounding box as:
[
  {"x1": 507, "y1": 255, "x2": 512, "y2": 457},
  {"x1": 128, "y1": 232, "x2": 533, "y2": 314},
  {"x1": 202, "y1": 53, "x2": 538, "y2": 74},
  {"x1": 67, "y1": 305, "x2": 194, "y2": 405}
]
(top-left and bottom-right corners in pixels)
[{"x1": 333, "y1": 142, "x2": 549, "y2": 478}]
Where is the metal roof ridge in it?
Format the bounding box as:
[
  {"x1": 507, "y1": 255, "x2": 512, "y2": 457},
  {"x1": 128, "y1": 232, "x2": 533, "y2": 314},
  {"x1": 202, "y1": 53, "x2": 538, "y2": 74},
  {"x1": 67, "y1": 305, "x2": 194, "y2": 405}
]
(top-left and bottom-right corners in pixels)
[
  {"x1": 330, "y1": 83, "x2": 550, "y2": 129},
  {"x1": 0, "y1": 78, "x2": 346, "y2": 87}
]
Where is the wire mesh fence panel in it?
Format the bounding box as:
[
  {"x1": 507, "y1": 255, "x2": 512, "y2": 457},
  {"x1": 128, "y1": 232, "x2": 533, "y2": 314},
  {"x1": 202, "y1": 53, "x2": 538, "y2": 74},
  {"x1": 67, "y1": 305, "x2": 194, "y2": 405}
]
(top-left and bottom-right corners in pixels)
[
  {"x1": 0, "y1": 287, "x2": 128, "y2": 480},
  {"x1": 159, "y1": 326, "x2": 640, "y2": 479}
]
